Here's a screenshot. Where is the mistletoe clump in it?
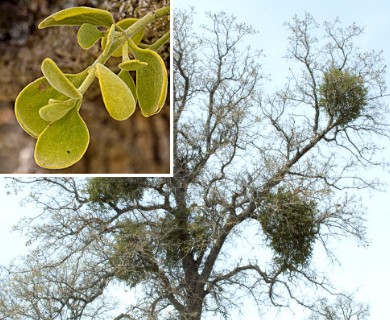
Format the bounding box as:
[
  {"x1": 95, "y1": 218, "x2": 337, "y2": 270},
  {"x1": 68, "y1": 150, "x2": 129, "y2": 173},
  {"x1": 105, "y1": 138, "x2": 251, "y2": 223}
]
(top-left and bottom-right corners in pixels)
[
  {"x1": 159, "y1": 211, "x2": 212, "y2": 265},
  {"x1": 319, "y1": 67, "x2": 367, "y2": 126},
  {"x1": 110, "y1": 219, "x2": 157, "y2": 287},
  {"x1": 86, "y1": 177, "x2": 147, "y2": 204},
  {"x1": 259, "y1": 188, "x2": 319, "y2": 271}
]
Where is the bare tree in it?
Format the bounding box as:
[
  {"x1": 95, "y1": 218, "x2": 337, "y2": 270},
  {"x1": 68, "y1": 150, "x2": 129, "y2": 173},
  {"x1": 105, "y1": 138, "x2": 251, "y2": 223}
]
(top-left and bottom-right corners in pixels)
[
  {"x1": 1, "y1": 10, "x2": 388, "y2": 320},
  {"x1": 308, "y1": 295, "x2": 370, "y2": 320}
]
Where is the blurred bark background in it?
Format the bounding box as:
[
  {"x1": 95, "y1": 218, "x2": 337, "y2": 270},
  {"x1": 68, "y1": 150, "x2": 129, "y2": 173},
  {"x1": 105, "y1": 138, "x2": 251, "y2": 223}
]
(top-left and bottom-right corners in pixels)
[{"x1": 0, "y1": 0, "x2": 170, "y2": 174}]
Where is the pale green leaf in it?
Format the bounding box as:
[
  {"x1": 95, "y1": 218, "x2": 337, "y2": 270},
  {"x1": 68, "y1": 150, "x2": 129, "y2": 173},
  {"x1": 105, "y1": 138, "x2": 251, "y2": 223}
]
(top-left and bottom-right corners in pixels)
[
  {"x1": 48, "y1": 99, "x2": 66, "y2": 104},
  {"x1": 95, "y1": 63, "x2": 135, "y2": 121},
  {"x1": 34, "y1": 107, "x2": 90, "y2": 169},
  {"x1": 102, "y1": 24, "x2": 116, "y2": 56},
  {"x1": 15, "y1": 71, "x2": 88, "y2": 138},
  {"x1": 77, "y1": 23, "x2": 104, "y2": 49},
  {"x1": 118, "y1": 70, "x2": 137, "y2": 100},
  {"x1": 39, "y1": 99, "x2": 77, "y2": 122},
  {"x1": 129, "y1": 42, "x2": 168, "y2": 117},
  {"x1": 118, "y1": 60, "x2": 148, "y2": 71},
  {"x1": 41, "y1": 58, "x2": 82, "y2": 99},
  {"x1": 38, "y1": 6, "x2": 114, "y2": 29}
]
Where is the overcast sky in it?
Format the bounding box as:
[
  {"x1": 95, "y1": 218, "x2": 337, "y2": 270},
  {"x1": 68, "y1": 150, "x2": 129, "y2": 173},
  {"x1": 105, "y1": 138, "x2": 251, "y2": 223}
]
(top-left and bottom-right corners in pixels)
[{"x1": 1, "y1": 1, "x2": 390, "y2": 319}]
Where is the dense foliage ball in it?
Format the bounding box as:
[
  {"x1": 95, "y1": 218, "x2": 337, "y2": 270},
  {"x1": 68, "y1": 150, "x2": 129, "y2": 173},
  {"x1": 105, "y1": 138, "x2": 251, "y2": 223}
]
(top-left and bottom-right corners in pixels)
[
  {"x1": 259, "y1": 189, "x2": 318, "y2": 271},
  {"x1": 319, "y1": 67, "x2": 367, "y2": 126},
  {"x1": 159, "y1": 211, "x2": 212, "y2": 264},
  {"x1": 110, "y1": 219, "x2": 156, "y2": 287},
  {"x1": 86, "y1": 177, "x2": 146, "y2": 204}
]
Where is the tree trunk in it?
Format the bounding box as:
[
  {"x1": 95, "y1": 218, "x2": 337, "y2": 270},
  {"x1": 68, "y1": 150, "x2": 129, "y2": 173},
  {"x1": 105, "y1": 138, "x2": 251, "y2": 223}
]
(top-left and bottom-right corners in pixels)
[
  {"x1": 0, "y1": 0, "x2": 170, "y2": 174},
  {"x1": 183, "y1": 303, "x2": 202, "y2": 320}
]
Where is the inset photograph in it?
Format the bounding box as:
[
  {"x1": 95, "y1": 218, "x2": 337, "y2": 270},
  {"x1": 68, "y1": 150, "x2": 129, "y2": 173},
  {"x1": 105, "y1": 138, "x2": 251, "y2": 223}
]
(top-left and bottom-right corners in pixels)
[{"x1": 0, "y1": 0, "x2": 171, "y2": 174}]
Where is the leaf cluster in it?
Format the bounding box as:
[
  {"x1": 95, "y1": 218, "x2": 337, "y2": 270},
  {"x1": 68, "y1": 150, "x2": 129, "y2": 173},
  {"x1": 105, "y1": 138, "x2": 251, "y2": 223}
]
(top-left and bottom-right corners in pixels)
[
  {"x1": 109, "y1": 209, "x2": 213, "y2": 287},
  {"x1": 159, "y1": 211, "x2": 212, "y2": 264},
  {"x1": 319, "y1": 67, "x2": 368, "y2": 126},
  {"x1": 259, "y1": 188, "x2": 319, "y2": 271},
  {"x1": 86, "y1": 177, "x2": 146, "y2": 204},
  {"x1": 14, "y1": 6, "x2": 169, "y2": 169},
  {"x1": 110, "y1": 219, "x2": 157, "y2": 287}
]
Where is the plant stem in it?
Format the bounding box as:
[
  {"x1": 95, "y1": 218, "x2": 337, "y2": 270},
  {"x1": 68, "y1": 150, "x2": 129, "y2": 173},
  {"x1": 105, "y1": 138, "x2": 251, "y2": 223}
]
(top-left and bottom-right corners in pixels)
[
  {"x1": 122, "y1": 42, "x2": 130, "y2": 62},
  {"x1": 148, "y1": 31, "x2": 170, "y2": 51},
  {"x1": 96, "y1": 39, "x2": 124, "y2": 65},
  {"x1": 78, "y1": 67, "x2": 97, "y2": 94},
  {"x1": 77, "y1": 39, "x2": 124, "y2": 94},
  {"x1": 124, "y1": 6, "x2": 170, "y2": 38}
]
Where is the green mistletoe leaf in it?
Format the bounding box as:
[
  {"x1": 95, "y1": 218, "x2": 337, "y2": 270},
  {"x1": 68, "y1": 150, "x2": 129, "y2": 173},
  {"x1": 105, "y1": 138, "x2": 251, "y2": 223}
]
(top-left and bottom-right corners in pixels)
[
  {"x1": 39, "y1": 99, "x2": 77, "y2": 122},
  {"x1": 118, "y1": 70, "x2": 137, "y2": 100},
  {"x1": 41, "y1": 58, "x2": 82, "y2": 99},
  {"x1": 102, "y1": 24, "x2": 116, "y2": 56},
  {"x1": 95, "y1": 63, "x2": 136, "y2": 121},
  {"x1": 118, "y1": 60, "x2": 148, "y2": 71},
  {"x1": 129, "y1": 42, "x2": 168, "y2": 117},
  {"x1": 15, "y1": 71, "x2": 88, "y2": 138},
  {"x1": 34, "y1": 107, "x2": 89, "y2": 169},
  {"x1": 77, "y1": 23, "x2": 104, "y2": 49},
  {"x1": 38, "y1": 6, "x2": 114, "y2": 29}
]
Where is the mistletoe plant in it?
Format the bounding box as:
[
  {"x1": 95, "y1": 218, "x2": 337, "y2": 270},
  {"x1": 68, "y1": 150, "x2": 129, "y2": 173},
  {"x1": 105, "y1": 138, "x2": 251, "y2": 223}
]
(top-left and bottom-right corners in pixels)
[{"x1": 14, "y1": 6, "x2": 170, "y2": 169}]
